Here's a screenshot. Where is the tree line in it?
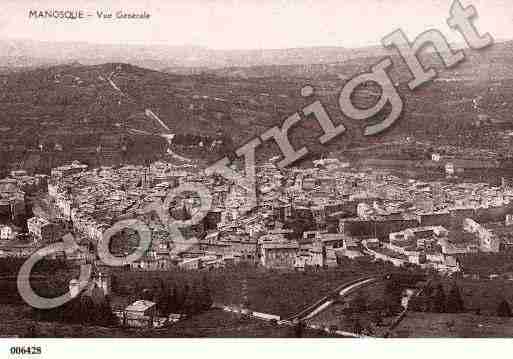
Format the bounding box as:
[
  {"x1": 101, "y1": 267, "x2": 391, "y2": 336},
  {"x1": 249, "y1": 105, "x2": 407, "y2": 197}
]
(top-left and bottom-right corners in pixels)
[
  {"x1": 31, "y1": 284, "x2": 117, "y2": 327},
  {"x1": 409, "y1": 281, "x2": 513, "y2": 317},
  {"x1": 141, "y1": 278, "x2": 214, "y2": 317},
  {"x1": 409, "y1": 282, "x2": 465, "y2": 313}
]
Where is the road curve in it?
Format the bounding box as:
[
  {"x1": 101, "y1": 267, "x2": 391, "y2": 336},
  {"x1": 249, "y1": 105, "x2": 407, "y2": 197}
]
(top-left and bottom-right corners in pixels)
[{"x1": 288, "y1": 276, "x2": 382, "y2": 322}]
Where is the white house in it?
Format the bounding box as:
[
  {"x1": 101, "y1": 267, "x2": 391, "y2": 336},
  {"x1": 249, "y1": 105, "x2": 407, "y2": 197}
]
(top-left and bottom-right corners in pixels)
[{"x1": 0, "y1": 226, "x2": 13, "y2": 240}]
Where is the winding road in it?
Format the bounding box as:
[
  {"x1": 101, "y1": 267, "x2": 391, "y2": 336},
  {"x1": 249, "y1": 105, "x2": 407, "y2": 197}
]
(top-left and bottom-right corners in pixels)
[
  {"x1": 105, "y1": 69, "x2": 195, "y2": 163},
  {"x1": 288, "y1": 276, "x2": 382, "y2": 322}
]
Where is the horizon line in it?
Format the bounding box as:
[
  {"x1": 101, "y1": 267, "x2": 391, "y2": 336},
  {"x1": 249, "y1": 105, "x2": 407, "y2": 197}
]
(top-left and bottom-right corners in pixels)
[{"x1": 8, "y1": 36, "x2": 512, "y2": 52}]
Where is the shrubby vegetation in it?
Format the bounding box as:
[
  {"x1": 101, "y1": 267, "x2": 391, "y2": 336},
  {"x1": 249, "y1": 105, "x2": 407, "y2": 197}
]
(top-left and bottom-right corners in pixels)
[
  {"x1": 151, "y1": 278, "x2": 213, "y2": 317},
  {"x1": 31, "y1": 285, "x2": 117, "y2": 327},
  {"x1": 0, "y1": 258, "x2": 71, "y2": 305},
  {"x1": 497, "y1": 300, "x2": 512, "y2": 317},
  {"x1": 0, "y1": 258, "x2": 69, "y2": 276},
  {"x1": 111, "y1": 259, "x2": 423, "y2": 318},
  {"x1": 457, "y1": 253, "x2": 513, "y2": 277},
  {"x1": 409, "y1": 282, "x2": 465, "y2": 314}
]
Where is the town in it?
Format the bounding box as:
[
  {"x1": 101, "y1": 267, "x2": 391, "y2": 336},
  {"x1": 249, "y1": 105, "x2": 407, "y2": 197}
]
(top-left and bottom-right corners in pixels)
[
  {"x1": 2, "y1": 0, "x2": 513, "y2": 342},
  {"x1": 2, "y1": 156, "x2": 513, "y2": 272},
  {"x1": 2, "y1": 149, "x2": 513, "y2": 336}
]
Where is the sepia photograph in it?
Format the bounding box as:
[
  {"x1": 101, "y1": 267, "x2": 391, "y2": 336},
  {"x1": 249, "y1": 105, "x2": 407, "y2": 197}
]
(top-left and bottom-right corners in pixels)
[{"x1": 1, "y1": 0, "x2": 513, "y2": 356}]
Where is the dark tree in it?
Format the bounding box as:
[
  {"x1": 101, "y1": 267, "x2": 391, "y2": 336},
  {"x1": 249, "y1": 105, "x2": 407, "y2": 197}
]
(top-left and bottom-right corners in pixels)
[
  {"x1": 431, "y1": 284, "x2": 446, "y2": 313},
  {"x1": 78, "y1": 295, "x2": 97, "y2": 324},
  {"x1": 97, "y1": 296, "x2": 117, "y2": 327},
  {"x1": 350, "y1": 291, "x2": 368, "y2": 313},
  {"x1": 110, "y1": 275, "x2": 119, "y2": 294},
  {"x1": 176, "y1": 284, "x2": 189, "y2": 313},
  {"x1": 62, "y1": 297, "x2": 82, "y2": 324},
  {"x1": 423, "y1": 281, "x2": 434, "y2": 298},
  {"x1": 352, "y1": 318, "x2": 363, "y2": 335},
  {"x1": 23, "y1": 324, "x2": 38, "y2": 338},
  {"x1": 497, "y1": 300, "x2": 512, "y2": 317},
  {"x1": 446, "y1": 283, "x2": 464, "y2": 313},
  {"x1": 157, "y1": 290, "x2": 171, "y2": 317},
  {"x1": 199, "y1": 278, "x2": 214, "y2": 311},
  {"x1": 141, "y1": 288, "x2": 153, "y2": 301},
  {"x1": 155, "y1": 279, "x2": 169, "y2": 316},
  {"x1": 408, "y1": 295, "x2": 428, "y2": 312},
  {"x1": 168, "y1": 285, "x2": 179, "y2": 314},
  {"x1": 293, "y1": 321, "x2": 305, "y2": 338},
  {"x1": 384, "y1": 279, "x2": 403, "y2": 314},
  {"x1": 183, "y1": 285, "x2": 201, "y2": 316}
]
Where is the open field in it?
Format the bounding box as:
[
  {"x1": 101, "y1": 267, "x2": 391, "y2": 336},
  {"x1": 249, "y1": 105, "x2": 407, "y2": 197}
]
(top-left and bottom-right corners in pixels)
[
  {"x1": 111, "y1": 264, "x2": 373, "y2": 318},
  {"x1": 393, "y1": 311, "x2": 513, "y2": 338},
  {"x1": 0, "y1": 304, "x2": 338, "y2": 338},
  {"x1": 305, "y1": 281, "x2": 394, "y2": 336},
  {"x1": 440, "y1": 278, "x2": 513, "y2": 316}
]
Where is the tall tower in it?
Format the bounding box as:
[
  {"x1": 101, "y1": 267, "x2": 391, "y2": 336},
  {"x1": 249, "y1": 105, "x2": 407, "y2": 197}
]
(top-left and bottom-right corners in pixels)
[{"x1": 94, "y1": 272, "x2": 111, "y2": 296}]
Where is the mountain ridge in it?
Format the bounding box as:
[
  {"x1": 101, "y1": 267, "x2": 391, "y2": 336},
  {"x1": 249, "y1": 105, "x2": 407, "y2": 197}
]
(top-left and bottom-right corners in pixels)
[{"x1": 0, "y1": 37, "x2": 485, "y2": 71}]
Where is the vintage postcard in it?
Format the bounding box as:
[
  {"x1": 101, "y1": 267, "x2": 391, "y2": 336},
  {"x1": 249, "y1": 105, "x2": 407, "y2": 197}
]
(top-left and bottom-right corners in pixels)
[{"x1": 0, "y1": 0, "x2": 513, "y2": 357}]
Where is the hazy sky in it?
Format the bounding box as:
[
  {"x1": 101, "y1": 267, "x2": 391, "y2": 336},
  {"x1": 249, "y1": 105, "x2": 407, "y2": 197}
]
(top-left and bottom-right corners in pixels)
[{"x1": 0, "y1": 0, "x2": 512, "y2": 49}]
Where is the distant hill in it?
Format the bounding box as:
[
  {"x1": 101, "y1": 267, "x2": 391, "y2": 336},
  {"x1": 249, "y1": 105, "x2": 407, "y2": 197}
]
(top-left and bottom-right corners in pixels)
[
  {"x1": 0, "y1": 39, "x2": 409, "y2": 70},
  {"x1": 1, "y1": 39, "x2": 513, "y2": 170}
]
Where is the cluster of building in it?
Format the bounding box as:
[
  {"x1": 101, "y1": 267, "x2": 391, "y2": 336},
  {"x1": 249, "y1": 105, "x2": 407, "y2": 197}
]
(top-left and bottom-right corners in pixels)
[
  {"x1": 4, "y1": 155, "x2": 513, "y2": 275},
  {"x1": 0, "y1": 170, "x2": 49, "y2": 256},
  {"x1": 0, "y1": 170, "x2": 48, "y2": 224}
]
